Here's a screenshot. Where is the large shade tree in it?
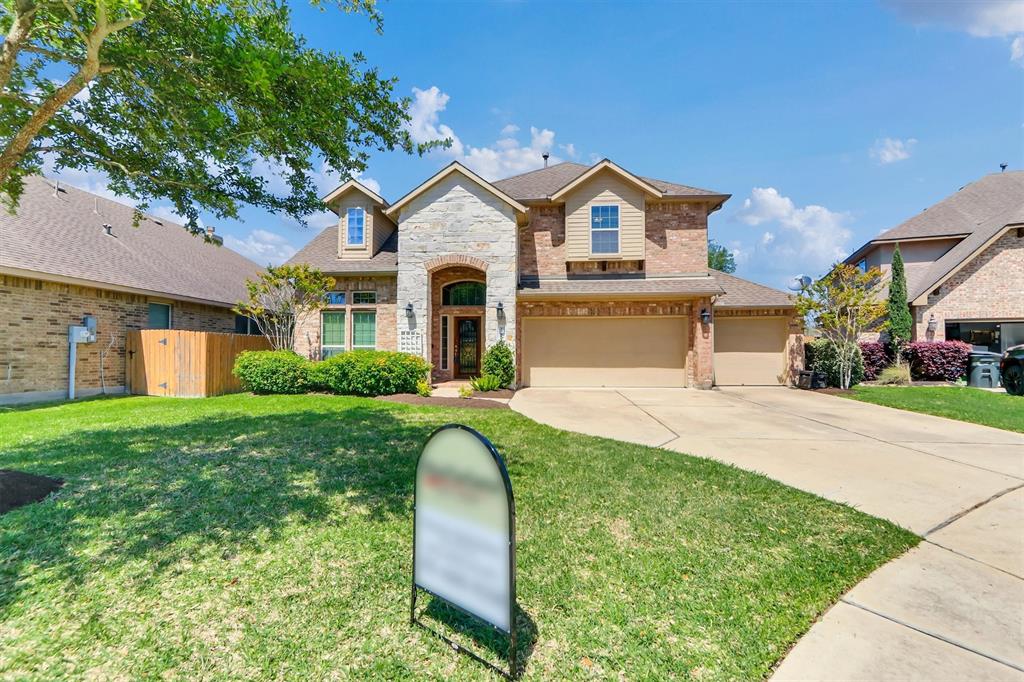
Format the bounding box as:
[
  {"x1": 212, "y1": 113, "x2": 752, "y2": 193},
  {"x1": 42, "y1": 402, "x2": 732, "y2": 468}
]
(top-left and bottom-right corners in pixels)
[
  {"x1": 707, "y1": 239, "x2": 737, "y2": 274},
  {"x1": 0, "y1": 0, "x2": 435, "y2": 226}
]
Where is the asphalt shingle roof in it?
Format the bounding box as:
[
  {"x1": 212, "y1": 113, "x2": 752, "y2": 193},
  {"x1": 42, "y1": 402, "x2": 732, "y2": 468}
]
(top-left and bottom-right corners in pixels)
[
  {"x1": 288, "y1": 226, "x2": 398, "y2": 273},
  {"x1": 493, "y1": 162, "x2": 727, "y2": 202},
  {"x1": 517, "y1": 275, "x2": 725, "y2": 297},
  {"x1": 710, "y1": 270, "x2": 795, "y2": 308},
  {"x1": 0, "y1": 176, "x2": 262, "y2": 306}
]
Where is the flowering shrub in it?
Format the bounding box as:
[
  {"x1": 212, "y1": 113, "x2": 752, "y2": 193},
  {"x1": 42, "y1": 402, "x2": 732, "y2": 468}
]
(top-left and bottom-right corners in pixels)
[
  {"x1": 902, "y1": 341, "x2": 971, "y2": 381},
  {"x1": 858, "y1": 341, "x2": 892, "y2": 381}
]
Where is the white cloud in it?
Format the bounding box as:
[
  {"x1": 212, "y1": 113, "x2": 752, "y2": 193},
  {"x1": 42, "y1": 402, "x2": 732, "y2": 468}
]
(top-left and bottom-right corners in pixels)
[
  {"x1": 223, "y1": 229, "x2": 297, "y2": 266},
  {"x1": 736, "y1": 187, "x2": 852, "y2": 279},
  {"x1": 560, "y1": 143, "x2": 578, "y2": 158},
  {"x1": 404, "y1": 85, "x2": 573, "y2": 180},
  {"x1": 885, "y1": 0, "x2": 1024, "y2": 62},
  {"x1": 870, "y1": 137, "x2": 917, "y2": 164}
]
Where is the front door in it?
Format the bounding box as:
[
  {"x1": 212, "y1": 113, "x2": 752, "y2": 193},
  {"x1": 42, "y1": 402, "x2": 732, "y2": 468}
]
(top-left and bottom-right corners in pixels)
[{"x1": 455, "y1": 317, "x2": 481, "y2": 378}]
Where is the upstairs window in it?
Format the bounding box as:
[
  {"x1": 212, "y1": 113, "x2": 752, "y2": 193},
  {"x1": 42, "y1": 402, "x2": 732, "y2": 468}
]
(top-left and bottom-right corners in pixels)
[
  {"x1": 346, "y1": 207, "x2": 365, "y2": 246},
  {"x1": 442, "y1": 281, "x2": 486, "y2": 306},
  {"x1": 591, "y1": 205, "x2": 619, "y2": 254}
]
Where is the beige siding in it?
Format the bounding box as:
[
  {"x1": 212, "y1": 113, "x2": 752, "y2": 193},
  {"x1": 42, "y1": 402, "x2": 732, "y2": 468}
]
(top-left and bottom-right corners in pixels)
[
  {"x1": 564, "y1": 170, "x2": 645, "y2": 260},
  {"x1": 372, "y1": 205, "x2": 395, "y2": 254},
  {"x1": 521, "y1": 316, "x2": 688, "y2": 387},
  {"x1": 713, "y1": 316, "x2": 788, "y2": 385}
]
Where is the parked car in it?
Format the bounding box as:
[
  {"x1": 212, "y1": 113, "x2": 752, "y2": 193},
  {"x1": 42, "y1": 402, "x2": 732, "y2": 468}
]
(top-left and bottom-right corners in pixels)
[{"x1": 1001, "y1": 345, "x2": 1024, "y2": 396}]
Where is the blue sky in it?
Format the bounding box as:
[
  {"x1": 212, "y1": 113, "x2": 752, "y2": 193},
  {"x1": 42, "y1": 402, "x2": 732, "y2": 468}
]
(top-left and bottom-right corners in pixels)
[{"x1": 54, "y1": 0, "x2": 1024, "y2": 289}]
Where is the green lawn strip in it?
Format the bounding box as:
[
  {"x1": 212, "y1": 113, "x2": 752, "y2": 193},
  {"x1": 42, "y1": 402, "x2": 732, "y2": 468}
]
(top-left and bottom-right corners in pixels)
[
  {"x1": 0, "y1": 394, "x2": 917, "y2": 680},
  {"x1": 847, "y1": 386, "x2": 1024, "y2": 434}
]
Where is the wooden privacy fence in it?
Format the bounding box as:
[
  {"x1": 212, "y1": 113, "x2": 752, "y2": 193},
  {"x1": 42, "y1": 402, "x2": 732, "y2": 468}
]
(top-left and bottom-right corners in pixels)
[{"x1": 127, "y1": 330, "x2": 270, "y2": 397}]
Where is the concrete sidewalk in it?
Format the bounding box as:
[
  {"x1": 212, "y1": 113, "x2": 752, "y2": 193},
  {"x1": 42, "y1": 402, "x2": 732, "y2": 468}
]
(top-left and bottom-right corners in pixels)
[{"x1": 510, "y1": 386, "x2": 1024, "y2": 680}]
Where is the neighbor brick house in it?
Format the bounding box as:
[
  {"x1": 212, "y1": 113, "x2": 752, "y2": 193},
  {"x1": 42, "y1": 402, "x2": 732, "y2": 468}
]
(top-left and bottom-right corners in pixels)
[
  {"x1": 290, "y1": 159, "x2": 801, "y2": 388},
  {"x1": 0, "y1": 176, "x2": 262, "y2": 404},
  {"x1": 844, "y1": 171, "x2": 1024, "y2": 352}
]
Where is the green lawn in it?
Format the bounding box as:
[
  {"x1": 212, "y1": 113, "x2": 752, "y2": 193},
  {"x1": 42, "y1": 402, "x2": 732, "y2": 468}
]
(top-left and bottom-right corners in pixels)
[
  {"x1": 0, "y1": 394, "x2": 916, "y2": 680},
  {"x1": 848, "y1": 386, "x2": 1024, "y2": 433}
]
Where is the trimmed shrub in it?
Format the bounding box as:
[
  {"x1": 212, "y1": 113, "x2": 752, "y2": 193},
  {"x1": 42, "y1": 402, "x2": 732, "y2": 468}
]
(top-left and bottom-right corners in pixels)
[
  {"x1": 806, "y1": 338, "x2": 865, "y2": 388},
  {"x1": 481, "y1": 341, "x2": 515, "y2": 388},
  {"x1": 312, "y1": 350, "x2": 430, "y2": 396},
  {"x1": 859, "y1": 341, "x2": 892, "y2": 381},
  {"x1": 902, "y1": 341, "x2": 971, "y2": 381},
  {"x1": 876, "y1": 364, "x2": 911, "y2": 385},
  {"x1": 233, "y1": 350, "x2": 312, "y2": 394}
]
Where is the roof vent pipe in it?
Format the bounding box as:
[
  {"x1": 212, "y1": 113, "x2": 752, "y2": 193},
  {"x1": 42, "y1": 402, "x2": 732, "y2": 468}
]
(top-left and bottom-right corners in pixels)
[
  {"x1": 542, "y1": 153, "x2": 549, "y2": 168},
  {"x1": 1000, "y1": 163, "x2": 1008, "y2": 173},
  {"x1": 102, "y1": 223, "x2": 112, "y2": 236}
]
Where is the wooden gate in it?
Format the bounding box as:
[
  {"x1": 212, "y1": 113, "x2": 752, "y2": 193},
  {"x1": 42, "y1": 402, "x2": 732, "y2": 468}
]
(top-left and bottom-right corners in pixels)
[{"x1": 126, "y1": 330, "x2": 270, "y2": 397}]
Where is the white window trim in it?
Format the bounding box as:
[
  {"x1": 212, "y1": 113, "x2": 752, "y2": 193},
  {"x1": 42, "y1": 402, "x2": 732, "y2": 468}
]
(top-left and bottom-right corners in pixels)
[
  {"x1": 149, "y1": 302, "x2": 172, "y2": 329},
  {"x1": 352, "y1": 290, "x2": 377, "y2": 305},
  {"x1": 590, "y1": 203, "x2": 620, "y2": 256},
  {"x1": 346, "y1": 207, "x2": 366, "y2": 247},
  {"x1": 351, "y1": 310, "x2": 377, "y2": 351},
  {"x1": 321, "y1": 310, "x2": 346, "y2": 358}
]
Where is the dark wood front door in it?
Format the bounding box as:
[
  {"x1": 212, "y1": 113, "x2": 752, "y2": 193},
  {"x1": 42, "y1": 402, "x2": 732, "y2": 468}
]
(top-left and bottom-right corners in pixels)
[{"x1": 454, "y1": 317, "x2": 481, "y2": 378}]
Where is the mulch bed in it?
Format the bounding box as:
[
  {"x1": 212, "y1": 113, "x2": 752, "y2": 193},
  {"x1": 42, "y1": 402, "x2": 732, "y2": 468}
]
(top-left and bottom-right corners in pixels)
[
  {"x1": 0, "y1": 469, "x2": 63, "y2": 515},
  {"x1": 374, "y1": 394, "x2": 509, "y2": 409},
  {"x1": 477, "y1": 388, "x2": 515, "y2": 398}
]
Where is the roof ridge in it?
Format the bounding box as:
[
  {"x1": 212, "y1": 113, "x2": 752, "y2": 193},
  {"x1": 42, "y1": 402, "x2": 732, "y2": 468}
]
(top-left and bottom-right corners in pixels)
[{"x1": 494, "y1": 161, "x2": 589, "y2": 183}]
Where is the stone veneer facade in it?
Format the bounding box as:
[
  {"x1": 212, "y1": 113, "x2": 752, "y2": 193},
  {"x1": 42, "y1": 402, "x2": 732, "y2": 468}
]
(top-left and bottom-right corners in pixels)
[
  {"x1": 396, "y1": 176, "x2": 518, "y2": 364},
  {"x1": 912, "y1": 229, "x2": 1024, "y2": 341},
  {"x1": 0, "y1": 274, "x2": 236, "y2": 401}
]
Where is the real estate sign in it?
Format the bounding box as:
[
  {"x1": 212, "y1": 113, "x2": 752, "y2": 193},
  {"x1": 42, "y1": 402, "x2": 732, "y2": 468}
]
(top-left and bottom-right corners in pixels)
[{"x1": 412, "y1": 424, "x2": 515, "y2": 634}]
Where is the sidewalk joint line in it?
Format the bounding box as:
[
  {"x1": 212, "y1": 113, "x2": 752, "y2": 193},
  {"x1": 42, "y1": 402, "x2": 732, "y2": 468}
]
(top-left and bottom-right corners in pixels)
[
  {"x1": 922, "y1": 538, "x2": 1024, "y2": 581},
  {"x1": 615, "y1": 391, "x2": 680, "y2": 443},
  {"x1": 924, "y1": 482, "x2": 1024, "y2": 536},
  {"x1": 841, "y1": 598, "x2": 1024, "y2": 673}
]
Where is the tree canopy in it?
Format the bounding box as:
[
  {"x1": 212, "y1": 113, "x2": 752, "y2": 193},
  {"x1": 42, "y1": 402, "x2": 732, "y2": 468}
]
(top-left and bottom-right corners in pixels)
[
  {"x1": 887, "y1": 244, "x2": 913, "y2": 350},
  {"x1": 235, "y1": 264, "x2": 333, "y2": 352},
  {"x1": 707, "y1": 239, "x2": 736, "y2": 273},
  {"x1": 0, "y1": 0, "x2": 435, "y2": 227}
]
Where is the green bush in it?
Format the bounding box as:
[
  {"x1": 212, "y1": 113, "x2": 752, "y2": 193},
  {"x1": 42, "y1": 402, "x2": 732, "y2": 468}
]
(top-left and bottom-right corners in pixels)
[
  {"x1": 312, "y1": 350, "x2": 430, "y2": 396},
  {"x1": 806, "y1": 339, "x2": 864, "y2": 388},
  {"x1": 415, "y1": 379, "x2": 432, "y2": 397},
  {"x1": 470, "y1": 374, "x2": 504, "y2": 392},
  {"x1": 481, "y1": 341, "x2": 515, "y2": 388},
  {"x1": 233, "y1": 350, "x2": 312, "y2": 394}
]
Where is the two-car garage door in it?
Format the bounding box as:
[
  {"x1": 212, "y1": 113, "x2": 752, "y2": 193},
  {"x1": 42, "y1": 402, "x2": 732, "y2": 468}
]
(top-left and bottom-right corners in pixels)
[{"x1": 521, "y1": 317, "x2": 688, "y2": 387}]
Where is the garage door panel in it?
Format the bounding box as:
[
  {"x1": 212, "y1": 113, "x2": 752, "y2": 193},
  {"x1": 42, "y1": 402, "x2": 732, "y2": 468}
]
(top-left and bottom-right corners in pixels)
[
  {"x1": 522, "y1": 317, "x2": 688, "y2": 387},
  {"x1": 714, "y1": 317, "x2": 787, "y2": 386}
]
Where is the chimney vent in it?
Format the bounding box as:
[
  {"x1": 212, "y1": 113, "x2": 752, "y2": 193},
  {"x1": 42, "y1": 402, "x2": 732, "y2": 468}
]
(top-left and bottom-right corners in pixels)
[
  {"x1": 542, "y1": 153, "x2": 549, "y2": 168},
  {"x1": 206, "y1": 226, "x2": 215, "y2": 235}
]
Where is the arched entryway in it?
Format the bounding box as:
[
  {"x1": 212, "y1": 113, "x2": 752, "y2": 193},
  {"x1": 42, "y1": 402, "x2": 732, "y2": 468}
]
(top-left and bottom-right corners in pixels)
[{"x1": 429, "y1": 265, "x2": 486, "y2": 381}]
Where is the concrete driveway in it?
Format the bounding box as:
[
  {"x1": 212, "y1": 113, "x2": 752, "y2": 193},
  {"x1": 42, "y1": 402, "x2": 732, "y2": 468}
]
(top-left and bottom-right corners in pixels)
[{"x1": 510, "y1": 386, "x2": 1024, "y2": 680}]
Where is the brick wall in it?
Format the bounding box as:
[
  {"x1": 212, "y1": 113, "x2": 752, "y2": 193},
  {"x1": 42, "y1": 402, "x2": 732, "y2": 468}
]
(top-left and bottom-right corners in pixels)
[
  {"x1": 912, "y1": 230, "x2": 1024, "y2": 341},
  {"x1": 0, "y1": 274, "x2": 235, "y2": 399},
  {"x1": 519, "y1": 205, "x2": 565, "y2": 279},
  {"x1": 429, "y1": 267, "x2": 486, "y2": 382},
  {"x1": 515, "y1": 298, "x2": 714, "y2": 388},
  {"x1": 294, "y1": 275, "x2": 398, "y2": 360},
  {"x1": 645, "y1": 201, "x2": 708, "y2": 274}
]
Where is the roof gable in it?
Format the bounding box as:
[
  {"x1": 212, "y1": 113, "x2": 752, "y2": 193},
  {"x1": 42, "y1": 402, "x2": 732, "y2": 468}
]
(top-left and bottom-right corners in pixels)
[
  {"x1": 384, "y1": 162, "x2": 527, "y2": 220},
  {"x1": 548, "y1": 159, "x2": 664, "y2": 201},
  {"x1": 321, "y1": 179, "x2": 387, "y2": 211}
]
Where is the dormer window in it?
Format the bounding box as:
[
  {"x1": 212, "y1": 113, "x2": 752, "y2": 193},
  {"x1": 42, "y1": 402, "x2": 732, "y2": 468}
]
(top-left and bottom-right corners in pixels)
[
  {"x1": 591, "y1": 205, "x2": 619, "y2": 254},
  {"x1": 346, "y1": 207, "x2": 365, "y2": 246}
]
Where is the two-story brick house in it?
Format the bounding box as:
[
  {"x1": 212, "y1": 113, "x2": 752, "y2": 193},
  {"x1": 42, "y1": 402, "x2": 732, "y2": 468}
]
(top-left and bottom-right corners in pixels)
[
  {"x1": 844, "y1": 170, "x2": 1024, "y2": 352},
  {"x1": 290, "y1": 159, "x2": 802, "y2": 388}
]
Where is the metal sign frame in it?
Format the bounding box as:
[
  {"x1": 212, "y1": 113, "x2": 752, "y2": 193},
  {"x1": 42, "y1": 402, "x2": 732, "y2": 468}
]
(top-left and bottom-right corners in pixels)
[{"x1": 410, "y1": 423, "x2": 518, "y2": 679}]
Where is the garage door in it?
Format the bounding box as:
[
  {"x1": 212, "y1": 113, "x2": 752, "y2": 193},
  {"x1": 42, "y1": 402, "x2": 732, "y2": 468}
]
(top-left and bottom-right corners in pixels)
[
  {"x1": 521, "y1": 317, "x2": 688, "y2": 387},
  {"x1": 714, "y1": 316, "x2": 788, "y2": 385}
]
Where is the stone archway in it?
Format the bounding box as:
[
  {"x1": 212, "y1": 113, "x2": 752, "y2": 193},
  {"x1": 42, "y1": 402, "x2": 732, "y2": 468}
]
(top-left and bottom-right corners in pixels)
[{"x1": 430, "y1": 265, "x2": 486, "y2": 381}]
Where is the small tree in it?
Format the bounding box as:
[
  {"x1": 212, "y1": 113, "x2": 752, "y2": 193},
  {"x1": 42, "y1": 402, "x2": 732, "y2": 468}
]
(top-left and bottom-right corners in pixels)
[
  {"x1": 797, "y1": 263, "x2": 888, "y2": 389},
  {"x1": 887, "y1": 244, "x2": 913, "y2": 356},
  {"x1": 708, "y1": 239, "x2": 737, "y2": 273},
  {"x1": 235, "y1": 265, "x2": 334, "y2": 352}
]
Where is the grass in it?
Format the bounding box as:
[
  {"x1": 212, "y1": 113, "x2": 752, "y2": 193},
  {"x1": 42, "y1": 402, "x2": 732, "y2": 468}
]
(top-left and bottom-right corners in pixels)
[
  {"x1": 0, "y1": 394, "x2": 917, "y2": 680},
  {"x1": 848, "y1": 385, "x2": 1024, "y2": 433}
]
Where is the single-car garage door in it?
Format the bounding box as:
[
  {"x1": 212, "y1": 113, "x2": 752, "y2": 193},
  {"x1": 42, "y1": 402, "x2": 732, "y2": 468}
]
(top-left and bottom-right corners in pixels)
[
  {"x1": 714, "y1": 316, "x2": 788, "y2": 385},
  {"x1": 521, "y1": 316, "x2": 688, "y2": 387}
]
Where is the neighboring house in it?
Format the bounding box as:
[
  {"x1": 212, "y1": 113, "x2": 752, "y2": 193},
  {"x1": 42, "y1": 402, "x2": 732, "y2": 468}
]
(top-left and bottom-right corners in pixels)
[
  {"x1": 845, "y1": 171, "x2": 1024, "y2": 353},
  {"x1": 0, "y1": 176, "x2": 263, "y2": 404},
  {"x1": 289, "y1": 159, "x2": 801, "y2": 388}
]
